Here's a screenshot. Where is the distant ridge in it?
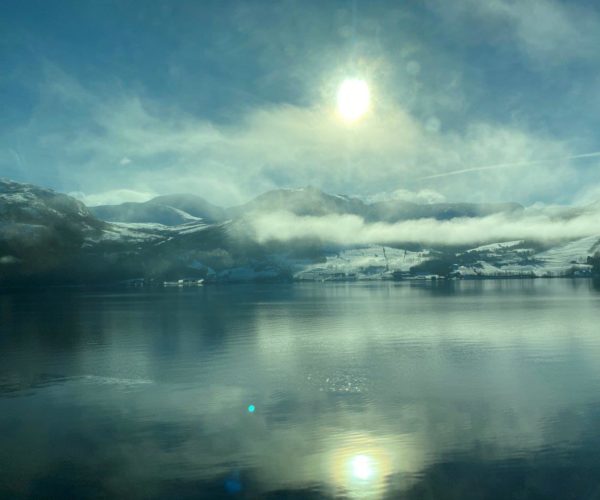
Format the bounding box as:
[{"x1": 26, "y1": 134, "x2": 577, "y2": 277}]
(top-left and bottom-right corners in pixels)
[
  {"x1": 91, "y1": 193, "x2": 227, "y2": 226},
  {"x1": 91, "y1": 185, "x2": 523, "y2": 226},
  {"x1": 1, "y1": 179, "x2": 597, "y2": 285}
]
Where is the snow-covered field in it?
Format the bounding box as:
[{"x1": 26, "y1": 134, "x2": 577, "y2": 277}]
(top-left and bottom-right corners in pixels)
[
  {"x1": 293, "y1": 246, "x2": 431, "y2": 281},
  {"x1": 83, "y1": 220, "x2": 600, "y2": 281},
  {"x1": 88, "y1": 220, "x2": 211, "y2": 244},
  {"x1": 452, "y1": 235, "x2": 599, "y2": 279},
  {"x1": 290, "y1": 235, "x2": 600, "y2": 281}
]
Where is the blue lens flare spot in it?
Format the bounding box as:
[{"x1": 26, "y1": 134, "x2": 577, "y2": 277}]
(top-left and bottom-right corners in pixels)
[
  {"x1": 247, "y1": 404, "x2": 255, "y2": 413},
  {"x1": 225, "y1": 478, "x2": 242, "y2": 493}
]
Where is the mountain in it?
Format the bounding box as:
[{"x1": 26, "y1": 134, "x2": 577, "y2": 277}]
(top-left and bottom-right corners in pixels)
[
  {"x1": 90, "y1": 194, "x2": 227, "y2": 226},
  {"x1": 0, "y1": 179, "x2": 106, "y2": 282},
  {"x1": 92, "y1": 186, "x2": 524, "y2": 226},
  {"x1": 149, "y1": 194, "x2": 227, "y2": 221},
  {"x1": 367, "y1": 200, "x2": 523, "y2": 222},
  {"x1": 0, "y1": 179, "x2": 102, "y2": 229},
  {"x1": 227, "y1": 187, "x2": 368, "y2": 218},
  {"x1": 226, "y1": 186, "x2": 523, "y2": 221},
  {"x1": 0, "y1": 179, "x2": 231, "y2": 284},
  {"x1": 91, "y1": 202, "x2": 198, "y2": 226},
  {"x1": 1, "y1": 179, "x2": 598, "y2": 285}
]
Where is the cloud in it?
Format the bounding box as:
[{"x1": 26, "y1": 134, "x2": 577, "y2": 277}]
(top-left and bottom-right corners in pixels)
[
  {"x1": 4, "y1": 3, "x2": 600, "y2": 210},
  {"x1": 430, "y1": 0, "x2": 600, "y2": 63},
  {"x1": 419, "y1": 152, "x2": 600, "y2": 181},
  {"x1": 574, "y1": 184, "x2": 600, "y2": 206},
  {"x1": 4, "y1": 63, "x2": 599, "y2": 207},
  {"x1": 69, "y1": 189, "x2": 156, "y2": 206},
  {"x1": 55, "y1": 86, "x2": 580, "y2": 206},
  {"x1": 248, "y1": 209, "x2": 600, "y2": 247}
]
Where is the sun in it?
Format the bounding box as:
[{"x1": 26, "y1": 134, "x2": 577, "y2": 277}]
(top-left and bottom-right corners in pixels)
[
  {"x1": 337, "y1": 78, "x2": 370, "y2": 122},
  {"x1": 350, "y1": 454, "x2": 375, "y2": 480}
]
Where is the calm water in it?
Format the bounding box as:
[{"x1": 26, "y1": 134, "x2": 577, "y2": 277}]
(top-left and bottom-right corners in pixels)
[{"x1": 1, "y1": 280, "x2": 600, "y2": 499}]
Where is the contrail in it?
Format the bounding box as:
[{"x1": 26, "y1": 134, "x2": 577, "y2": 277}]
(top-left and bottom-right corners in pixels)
[{"x1": 419, "y1": 151, "x2": 600, "y2": 180}]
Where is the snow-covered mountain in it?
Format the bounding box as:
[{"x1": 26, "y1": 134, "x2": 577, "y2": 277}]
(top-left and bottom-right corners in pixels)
[
  {"x1": 367, "y1": 199, "x2": 523, "y2": 222},
  {"x1": 92, "y1": 186, "x2": 524, "y2": 225},
  {"x1": 0, "y1": 179, "x2": 106, "y2": 281},
  {"x1": 0, "y1": 179, "x2": 102, "y2": 229},
  {"x1": 0, "y1": 179, "x2": 228, "y2": 284},
  {"x1": 228, "y1": 187, "x2": 367, "y2": 218},
  {"x1": 90, "y1": 193, "x2": 227, "y2": 226},
  {"x1": 1, "y1": 179, "x2": 598, "y2": 285}
]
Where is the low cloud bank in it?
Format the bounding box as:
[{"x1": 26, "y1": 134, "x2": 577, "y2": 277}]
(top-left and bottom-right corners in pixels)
[{"x1": 249, "y1": 210, "x2": 600, "y2": 247}]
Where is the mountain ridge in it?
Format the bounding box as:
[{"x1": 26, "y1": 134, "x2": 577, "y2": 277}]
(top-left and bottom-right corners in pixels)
[
  {"x1": 0, "y1": 179, "x2": 598, "y2": 285},
  {"x1": 90, "y1": 185, "x2": 524, "y2": 226}
]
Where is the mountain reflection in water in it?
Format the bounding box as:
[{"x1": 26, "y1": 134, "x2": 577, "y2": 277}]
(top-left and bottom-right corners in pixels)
[{"x1": 1, "y1": 280, "x2": 600, "y2": 499}]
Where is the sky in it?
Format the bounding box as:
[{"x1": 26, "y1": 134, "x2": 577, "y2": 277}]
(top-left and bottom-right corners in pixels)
[{"x1": 2, "y1": 0, "x2": 600, "y2": 207}]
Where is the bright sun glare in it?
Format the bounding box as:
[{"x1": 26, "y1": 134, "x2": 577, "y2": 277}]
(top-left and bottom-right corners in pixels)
[
  {"x1": 350, "y1": 454, "x2": 375, "y2": 480},
  {"x1": 337, "y1": 78, "x2": 370, "y2": 122}
]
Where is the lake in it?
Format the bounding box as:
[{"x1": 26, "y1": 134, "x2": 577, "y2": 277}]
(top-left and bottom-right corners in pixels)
[{"x1": 1, "y1": 280, "x2": 600, "y2": 499}]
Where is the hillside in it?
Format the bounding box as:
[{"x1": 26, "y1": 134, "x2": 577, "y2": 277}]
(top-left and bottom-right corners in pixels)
[
  {"x1": 90, "y1": 193, "x2": 227, "y2": 226},
  {"x1": 1, "y1": 179, "x2": 598, "y2": 285}
]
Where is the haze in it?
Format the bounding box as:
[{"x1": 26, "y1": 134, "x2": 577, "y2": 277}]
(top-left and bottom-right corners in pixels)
[{"x1": 3, "y1": 0, "x2": 600, "y2": 208}]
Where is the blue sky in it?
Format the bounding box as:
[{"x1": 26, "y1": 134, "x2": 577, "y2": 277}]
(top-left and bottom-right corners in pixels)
[{"x1": 2, "y1": 0, "x2": 600, "y2": 206}]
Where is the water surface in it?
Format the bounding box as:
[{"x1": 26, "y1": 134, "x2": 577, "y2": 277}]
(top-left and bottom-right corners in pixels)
[{"x1": 1, "y1": 280, "x2": 600, "y2": 499}]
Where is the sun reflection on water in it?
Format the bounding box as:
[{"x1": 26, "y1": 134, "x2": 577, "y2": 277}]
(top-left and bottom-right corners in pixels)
[{"x1": 328, "y1": 435, "x2": 394, "y2": 498}]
